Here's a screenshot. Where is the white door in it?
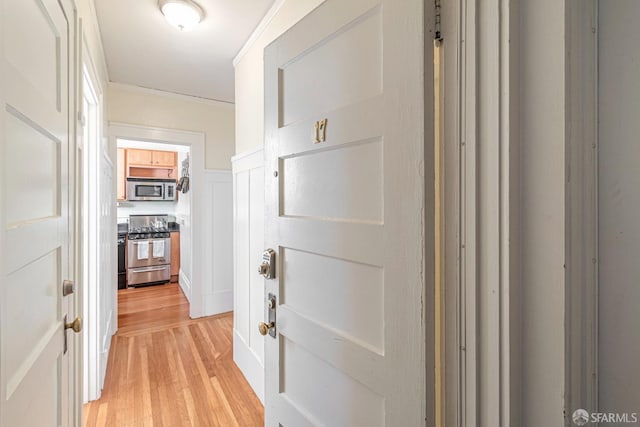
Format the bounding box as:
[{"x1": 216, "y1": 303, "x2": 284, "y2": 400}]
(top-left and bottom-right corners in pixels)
[
  {"x1": 263, "y1": 0, "x2": 426, "y2": 425},
  {"x1": 598, "y1": 0, "x2": 640, "y2": 414},
  {"x1": 1, "y1": 0, "x2": 78, "y2": 425}
]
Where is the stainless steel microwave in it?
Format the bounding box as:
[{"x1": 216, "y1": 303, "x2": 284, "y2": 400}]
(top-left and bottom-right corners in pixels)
[{"x1": 126, "y1": 178, "x2": 177, "y2": 201}]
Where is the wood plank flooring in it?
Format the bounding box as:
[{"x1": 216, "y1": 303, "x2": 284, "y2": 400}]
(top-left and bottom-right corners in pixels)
[{"x1": 83, "y1": 283, "x2": 263, "y2": 427}]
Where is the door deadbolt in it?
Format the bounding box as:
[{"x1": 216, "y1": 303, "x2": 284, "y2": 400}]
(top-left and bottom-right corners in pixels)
[
  {"x1": 259, "y1": 293, "x2": 277, "y2": 338},
  {"x1": 258, "y1": 249, "x2": 276, "y2": 279}
]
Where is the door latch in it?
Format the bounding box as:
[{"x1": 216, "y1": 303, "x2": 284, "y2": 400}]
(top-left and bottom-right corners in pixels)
[
  {"x1": 258, "y1": 249, "x2": 276, "y2": 279},
  {"x1": 258, "y1": 293, "x2": 277, "y2": 338},
  {"x1": 63, "y1": 314, "x2": 83, "y2": 354}
]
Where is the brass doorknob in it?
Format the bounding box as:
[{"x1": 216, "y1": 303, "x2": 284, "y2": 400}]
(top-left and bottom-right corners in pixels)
[
  {"x1": 65, "y1": 316, "x2": 83, "y2": 333},
  {"x1": 258, "y1": 321, "x2": 274, "y2": 336}
]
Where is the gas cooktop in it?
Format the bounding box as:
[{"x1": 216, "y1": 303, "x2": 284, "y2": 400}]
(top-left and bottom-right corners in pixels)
[
  {"x1": 127, "y1": 231, "x2": 170, "y2": 240},
  {"x1": 128, "y1": 214, "x2": 169, "y2": 236}
]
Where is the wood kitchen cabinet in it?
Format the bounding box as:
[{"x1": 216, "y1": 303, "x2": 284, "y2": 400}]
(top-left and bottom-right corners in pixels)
[
  {"x1": 126, "y1": 148, "x2": 153, "y2": 165},
  {"x1": 117, "y1": 148, "x2": 126, "y2": 201},
  {"x1": 127, "y1": 149, "x2": 176, "y2": 167},
  {"x1": 152, "y1": 150, "x2": 176, "y2": 167},
  {"x1": 170, "y1": 231, "x2": 180, "y2": 282},
  {"x1": 125, "y1": 148, "x2": 178, "y2": 180}
]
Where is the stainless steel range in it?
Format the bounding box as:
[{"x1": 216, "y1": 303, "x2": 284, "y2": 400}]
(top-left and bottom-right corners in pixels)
[{"x1": 127, "y1": 214, "x2": 171, "y2": 287}]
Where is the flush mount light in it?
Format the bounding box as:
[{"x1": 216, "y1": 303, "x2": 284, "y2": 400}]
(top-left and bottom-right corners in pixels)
[{"x1": 159, "y1": 0, "x2": 204, "y2": 32}]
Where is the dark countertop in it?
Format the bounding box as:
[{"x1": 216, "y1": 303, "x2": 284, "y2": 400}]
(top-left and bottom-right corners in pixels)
[
  {"x1": 168, "y1": 222, "x2": 180, "y2": 232},
  {"x1": 117, "y1": 223, "x2": 128, "y2": 235}
]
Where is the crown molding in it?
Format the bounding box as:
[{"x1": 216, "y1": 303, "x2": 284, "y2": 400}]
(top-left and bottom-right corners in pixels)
[
  {"x1": 233, "y1": 0, "x2": 286, "y2": 67},
  {"x1": 108, "y1": 82, "x2": 235, "y2": 109}
]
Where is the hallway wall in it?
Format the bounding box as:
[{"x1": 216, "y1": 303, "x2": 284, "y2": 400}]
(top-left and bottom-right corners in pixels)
[
  {"x1": 234, "y1": 0, "x2": 326, "y2": 155},
  {"x1": 108, "y1": 83, "x2": 235, "y2": 170}
]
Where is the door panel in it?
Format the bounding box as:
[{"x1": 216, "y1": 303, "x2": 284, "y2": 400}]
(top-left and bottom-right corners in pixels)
[
  {"x1": 280, "y1": 248, "x2": 384, "y2": 351},
  {"x1": 264, "y1": 0, "x2": 426, "y2": 425},
  {"x1": 280, "y1": 139, "x2": 383, "y2": 223},
  {"x1": 5, "y1": 110, "x2": 60, "y2": 224},
  {"x1": 1, "y1": 0, "x2": 75, "y2": 425},
  {"x1": 5, "y1": 0, "x2": 63, "y2": 113},
  {"x1": 279, "y1": 7, "x2": 382, "y2": 127}
]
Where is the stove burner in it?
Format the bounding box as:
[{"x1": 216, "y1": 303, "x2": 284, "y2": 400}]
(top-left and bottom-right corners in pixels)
[
  {"x1": 129, "y1": 226, "x2": 169, "y2": 234},
  {"x1": 127, "y1": 231, "x2": 170, "y2": 240}
]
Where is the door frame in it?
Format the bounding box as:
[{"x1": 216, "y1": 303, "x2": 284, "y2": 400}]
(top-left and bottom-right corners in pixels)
[
  {"x1": 108, "y1": 123, "x2": 206, "y2": 319},
  {"x1": 80, "y1": 27, "x2": 106, "y2": 402},
  {"x1": 565, "y1": 0, "x2": 599, "y2": 418},
  {"x1": 441, "y1": 0, "x2": 522, "y2": 424},
  {"x1": 442, "y1": 0, "x2": 601, "y2": 424}
]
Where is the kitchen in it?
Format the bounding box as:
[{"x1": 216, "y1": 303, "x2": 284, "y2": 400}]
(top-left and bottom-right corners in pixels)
[{"x1": 116, "y1": 140, "x2": 191, "y2": 296}]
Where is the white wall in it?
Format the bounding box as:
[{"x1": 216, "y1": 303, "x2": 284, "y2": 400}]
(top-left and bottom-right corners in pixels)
[
  {"x1": 108, "y1": 83, "x2": 235, "y2": 170},
  {"x1": 234, "y1": 0, "x2": 325, "y2": 155},
  {"x1": 176, "y1": 151, "x2": 192, "y2": 299},
  {"x1": 116, "y1": 202, "x2": 176, "y2": 220},
  {"x1": 232, "y1": 149, "x2": 265, "y2": 402}
]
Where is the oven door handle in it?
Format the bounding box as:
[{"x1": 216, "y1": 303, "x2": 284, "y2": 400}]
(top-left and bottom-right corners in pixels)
[{"x1": 130, "y1": 265, "x2": 168, "y2": 273}]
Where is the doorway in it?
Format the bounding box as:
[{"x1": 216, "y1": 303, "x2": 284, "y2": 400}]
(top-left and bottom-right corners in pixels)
[{"x1": 115, "y1": 138, "x2": 191, "y2": 304}]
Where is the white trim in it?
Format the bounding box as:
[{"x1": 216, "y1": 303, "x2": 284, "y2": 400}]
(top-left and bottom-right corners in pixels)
[
  {"x1": 233, "y1": 331, "x2": 265, "y2": 403},
  {"x1": 453, "y1": 0, "x2": 520, "y2": 424},
  {"x1": 108, "y1": 82, "x2": 235, "y2": 109},
  {"x1": 232, "y1": 0, "x2": 286, "y2": 67},
  {"x1": 232, "y1": 148, "x2": 265, "y2": 403},
  {"x1": 204, "y1": 291, "x2": 233, "y2": 316},
  {"x1": 179, "y1": 269, "x2": 192, "y2": 300},
  {"x1": 231, "y1": 147, "x2": 264, "y2": 171},
  {"x1": 82, "y1": 33, "x2": 103, "y2": 98},
  {"x1": 565, "y1": 0, "x2": 598, "y2": 417},
  {"x1": 86, "y1": 0, "x2": 110, "y2": 81},
  {"x1": 81, "y1": 37, "x2": 109, "y2": 404},
  {"x1": 201, "y1": 169, "x2": 234, "y2": 316},
  {"x1": 109, "y1": 122, "x2": 207, "y2": 319}
]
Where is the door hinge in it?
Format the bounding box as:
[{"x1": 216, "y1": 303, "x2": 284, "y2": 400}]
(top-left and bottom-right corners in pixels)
[{"x1": 434, "y1": 0, "x2": 443, "y2": 41}]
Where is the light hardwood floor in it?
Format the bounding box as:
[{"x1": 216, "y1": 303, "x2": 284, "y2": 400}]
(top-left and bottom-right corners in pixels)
[{"x1": 83, "y1": 283, "x2": 264, "y2": 426}]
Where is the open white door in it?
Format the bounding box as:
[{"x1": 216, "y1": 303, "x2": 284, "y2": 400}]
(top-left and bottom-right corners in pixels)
[
  {"x1": 1, "y1": 0, "x2": 79, "y2": 425},
  {"x1": 263, "y1": 0, "x2": 426, "y2": 425}
]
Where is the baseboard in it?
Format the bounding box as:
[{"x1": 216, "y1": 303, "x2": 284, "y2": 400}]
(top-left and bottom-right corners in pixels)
[
  {"x1": 233, "y1": 330, "x2": 265, "y2": 403},
  {"x1": 179, "y1": 269, "x2": 191, "y2": 301},
  {"x1": 203, "y1": 290, "x2": 233, "y2": 316}
]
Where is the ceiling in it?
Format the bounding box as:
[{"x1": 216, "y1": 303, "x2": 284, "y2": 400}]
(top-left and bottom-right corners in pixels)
[{"x1": 94, "y1": 0, "x2": 275, "y2": 103}]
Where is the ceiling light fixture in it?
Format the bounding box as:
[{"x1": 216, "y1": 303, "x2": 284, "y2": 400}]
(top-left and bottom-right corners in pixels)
[{"x1": 159, "y1": 0, "x2": 204, "y2": 32}]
